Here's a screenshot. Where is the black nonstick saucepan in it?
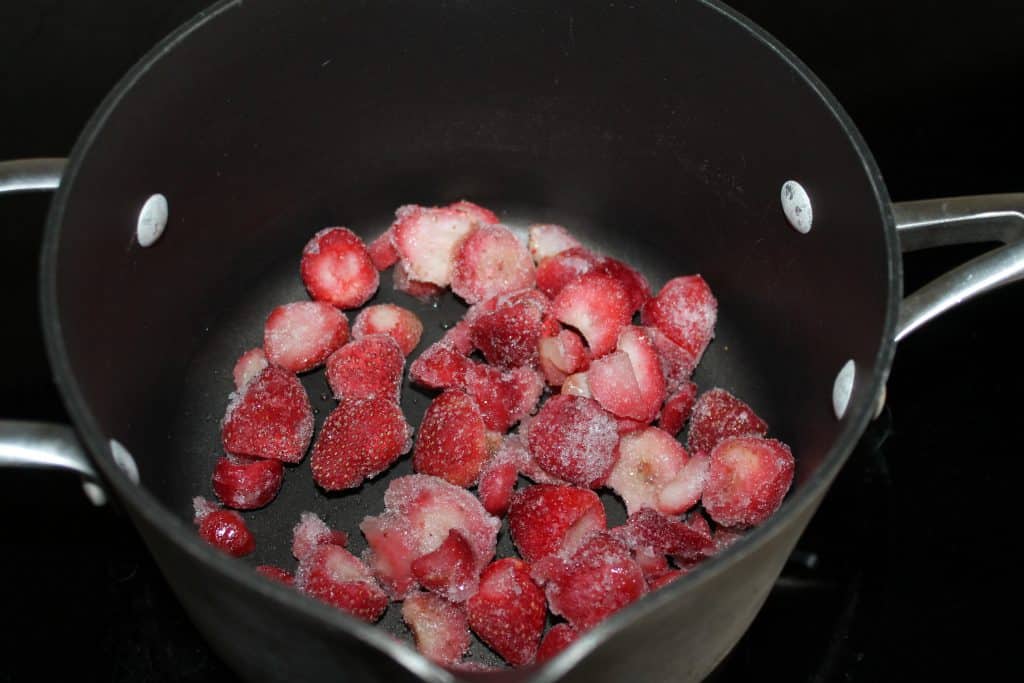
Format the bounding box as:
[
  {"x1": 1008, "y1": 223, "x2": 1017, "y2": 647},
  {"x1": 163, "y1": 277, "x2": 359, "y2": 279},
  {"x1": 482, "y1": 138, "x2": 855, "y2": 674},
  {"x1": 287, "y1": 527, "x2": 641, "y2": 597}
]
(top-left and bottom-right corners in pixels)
[{"x1": 1, "y1": 1, "x2": 1022, "y2": 681}]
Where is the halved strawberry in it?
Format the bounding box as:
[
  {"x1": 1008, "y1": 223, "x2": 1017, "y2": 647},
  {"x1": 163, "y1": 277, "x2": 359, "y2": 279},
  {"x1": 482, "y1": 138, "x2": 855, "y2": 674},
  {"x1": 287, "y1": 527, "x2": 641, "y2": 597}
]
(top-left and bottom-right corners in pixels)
[
  {"x1": 595, "y1": 257, "x2": 652, "y2": 313},
  {"x1": 658, "y1": 381, "x2": 698, "y2": 436},
  {"x1": 263, "y1": 301, "x2": 349, "y2": 373},
  {"x1": 538, "y1": 328, "x2": 589, "y2": 387},
  {"x1": 408, "y1": 340, "x2": 473, "y2": 390},
  {"x1": 256, "y1": 565, "x2": 295, "y2": 586},
  {"x1": 536, "y1": 623, "x2": 580, "y2": 663},
  {"x1": 606, "y1": 427, "x2": 688, "y2": 515},
  {"x1": 310, "y1": 397, "x2": 413, "y2": 491},
  {"x1": 527, "y1": 395, "x2": 620, "y2": 488},
  {"x1": 325, "y1": 334, "x2": 405, "y2": 404},
  {"x1": 391, "y1": 204, "x2": 483, "y2": 287},
  {"x1": 414, "y1": 390, "x2": 489, "y2": 487},
  {"x1": 560, "y1": 372, "x2": 592, "y2": 398},
  {"x1": 232, "y1": 348, "x2": 267, "y2": 390},
  {"x1": 535, "y1": 247, "x2": 602, "y2": 299},
  {"x1": 296, "y1": 544, "x2": 389, "y2": 622},
  {"x1": 675, "y1": 513, "x2": 719, "y2": 565},
  {"x1": 410, "y1": 529, "x2": 479, "y2": 603},
  {"x1": 469, "y1": 289, "x2": 551, "y2": 368},
  {"x1": 687, "y1": 388, "x2": 769, "y2": 454},
  {"x1": 367, "y1": 229, "x2": 399, "y2": 271},
  {"x1": 392, "y1": 260, "x2": 446, "y2": 301},
  {"x1": 702, "y1": 436, "x2": 795, "y2": 528},
  {"x1": 612, "y1": 508, "x2": 715, "y2": 566},
  {"x1": 467, "y1": 558, "x2": 546, "y2": 667},
  {"x1": 221, "y1": 365, "x2": 314, "y2": 463},
  {"x1": 649, "y1": 328, "x2": 698, "y2": 395},
  {"x1": 552, "y1": 272, "x2": 633, "y2": 357},
  {"x1": 292, "y1": 511, "x2": 348, "y2": 562},
  {"x1": 616, "y1": 327, "x2": 666, "y2": 422},
  {"x1": 508, "y1": 484, "x2": 607, "y2": 563},
  {"x1": 211, "y1": 455, "x2": 284, "y2": 510},
  {"x1": 477, "y1": 454, "x2": 519, "y2": 517},
  {"x1": 451, "y1": 225, "x2": 536, "y2": 304},
  {"x1": 588, "y1": 351, "x2": 645, "y2": 421},
  {"x1": 463, "y1": 364, "x2": 544, "y2": 432},
  {"x1": 441, "y1": 318, "x2": 475, "y2": 354},
  {"x1": 402, "y1": 592, "x2": 471, "y2": 665},
  {"x1": 448, "y1": 200, "x2": 500, "y2": 225},
  {"x1": 300, "y1": 227, "x2": 380, "y2": 309},
  {"x1": 647, "y1": 570, "x2": 685, "y2": 591},
  {"x1": 640, "y1": 275, "x2": 717, "y2": 365},
  {"x1": 352, "y1": 304, "x2": 424, "y2": 356},
  {"x1": 656, "y1": 450, "x2": 710, "y2": 515},
  {"x1": 192, "y1": 497, "x2": 255, "y2": 557},
  {"x1": 528, "y1": 224, "x2": 582, "y2": 264}
]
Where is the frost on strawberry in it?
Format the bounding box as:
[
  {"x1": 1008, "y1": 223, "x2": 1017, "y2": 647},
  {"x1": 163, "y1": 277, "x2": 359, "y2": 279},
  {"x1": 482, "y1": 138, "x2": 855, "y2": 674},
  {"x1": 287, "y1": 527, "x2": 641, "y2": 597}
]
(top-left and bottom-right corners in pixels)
[
  {"x1": 300, "y1": 227, "x2": 379, "y2": 309},
  {"x1": 325, "y1": 334, "x2": 405, "y2": 404},
  {"x1": 464, "y1": 364, "x2": 544, "y2": 432},
  {"x1": 221, "y1": 365, "x2": 314, "y2": 463},
  {"x1": 539, "y1": 328, "x2": 588, "y2": 387},
  {"x1": 352, "y1": 304, "x2": 424, "y2": 356},
  {"x1": 649, "y1": 328, "x2": 698, "y2": 395},
  {"x1": 467, "y1": 558, "x2": 547, "y2": 667},
  {"x1": 535, "y1": 247, "x2": 602, "y2": 299},
  {"x1": 392, "y1": 260, "x2": 446, "y2": 301},
  {"x1": 469, "y1": 289, "x2": 552, "y2": 369},
  {"x1": 402, "y1": 592, "x2": 471, "y2": 665},
  {"x1": 594, "y1": 257, "x2": 651, "y2": 313},
  {"x1": 552, "y1": 272, "x2": 633, "y2": 357},
  {"x1": 687, "y1": 388, "x2": 768, "y2": 454},
  {"x1": 292, "y1": 511, "x2": 348, "y2": 562},
  {"x1": 605, "y1": 427, "x2": 688, "y2": 516},
  {"x1": 408, "y1": 340, "x2": 473, "y2": 390},
  {"x1": 263, "y1": 301, "x2": 349, "y2": 373},
  {"x1": 414, "y1": 390, "x2": 490, "y2": 488},
  {"x1": 702, "y1": 436, "x2": 794, "y2": 528},
  {"x1": 612, "y1": 508, "x2": 714, "y2": 570},
  {"x1": 528, "y1": 224, "x2": 582, "y2": 264},
  {"x1": 508, "y1": 484, "x2": 606, "y2": 563},
  {"x1": 232, "y1": 348, "x2": 268, "y2": 390},
  {"x1": 410, "y1": 529, "x2": 479, "y2": 603},
  {"x1": 391, "y1": 204, "x2": 490, "y2": 287},
  {"x1": 527, "y1": 395, "x2": 619, "y2": 488},
  {"x1": 659, "y1": 381, "x2": 698, "y2": 436},
  {"x1": 296, "y1": 544, "x2": 389, "y2": 622},
  {"x1": 451, "y1": 225, "x2": 536, "y2": 304},
  {"x1": 211, "y1": 455, "x2": 284, "y2": 510},
  {"x1": 193, "y1": 497, "x2": 255, "y2": 557},
  {"x1": 641, "y1": 275, "x2": 717, "y2": 366}
]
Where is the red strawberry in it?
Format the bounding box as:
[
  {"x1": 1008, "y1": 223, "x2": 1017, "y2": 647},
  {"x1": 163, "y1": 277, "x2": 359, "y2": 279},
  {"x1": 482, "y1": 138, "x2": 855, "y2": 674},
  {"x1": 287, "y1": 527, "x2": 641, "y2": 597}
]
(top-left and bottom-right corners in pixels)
[
  {"x1": 528, "y1": 224, "x2": 582, "y2": 264},
  {"x1": 616, "y1": 417, "x2": 648, "y2": 435},
  {"x1": 552, "y1": 272, "x2": 633, "y2": 357},
  {"x1": 211, "y1": 455, "x2": 284, "y2": 510},
  {"x1": 656, "y1": 450, "x2": 710, "y2": 515},
  {"x1": 448, "y1": 200, "x2": 500, "y2": 225},
  {"x1": 325, "y1": 334, "x2": 405, "y2": 403},
  {"x1": 616, "y1": 326, "x2": 666, "y2": 422},
  {"x1": 255, "y1": 565, "x2": 295, "y2": 586},
  {"x1": 392, "y1": 259, "x2": 446, "y2": 301},
  {"x1": 508, "y1": 484, "x2": 606, "y2": 563},
  {"x1": 640, "y1": 275, "x2": 717, "y2": 365},
  {"x1": 588, "y1": 351, "x2": 646, "y2": 421},
  {"x1": 649, "y1": 328, "x2": 698, "y2": 394},
  {"x1": 300, "y1": 227, "x2": 380, "y2": 309},
  {"x1": 402, "y1": 592, "x2": 471, "y2": 665},
  {"x1": 441, "y1": 318, "x2": 475, "y2": 354},
  {"x1": 467, "y1": 558, "x2": 546, "y2": 667},
  {"x1": 469, "y1": 289, "x2": 551, "y2": 368},
  {"x1": 612, "y1": 508, "x2": 715, "y2": 566},
  {"x1": 410, "y1": 529, "x2": 479, "y2": 603},
  {"x1": 451, "y1": 225, "x2": 536, "y2": 304},
  {"x1": 391, "y1": 204, "x2": 483, "y2": 287},
  {"x1": 232, "y1": 348, "x2": 267, "y2": 390},
  {"x1": 292, "y1": 511, "x2": 348, "y2": 561},
  {"x1": 367, "y1": 229, "x2": 399, "y2": 270},
  {"x1": 527, "y1": 395, "x2": 620, "y2": 488},
  {"x1": 221, "y1": 365, "x2": 314, "y2": 463},
  {"x1": 535, "y1": 247, "x2": 602, "y2": 299},
  {"x1": 296, "y1": 544, "x2": 388, "y2": 622},
  {"x1": 408, "y1": 340, "x2": 473, "y2": 390},
  {"x1": 538, "y1": 328, "x2": 589, "y2": 387},
  {"x1": 659, "y1": 381, "x2": 698, "y2": 435},
  {"x1": 193, "y1": 497, "x2": 255, "y2": 557},
  {"x1": 595, "y1": 257, "x2": 652, "y2": 313},
  {"x1": 606, "y1": 427, "x2": 688, "y2": 515},
  {"x1": 263, "y1": 301, "x2": 349, "y2": 374},
  {"x1": 352, "y1": 304, "x2": 424, "y2": 356},
  {"x1": 536, "y1": 623, "x2": 580, "y2": 663},
  {"x1": 687, "y1": 388, "x2": 769, "y2": 454},
  {"x1": 702, "y1": 436, "x2": 795, "y2": 528},
  {"x1": 414, "y1": 390, "x2": 489, "y2": 487},
  {"x1": 477, "y1": 452, "x2": 519, "y2": 517},
  {"x1": 310, "y1": 397, "x2": 413, "y2": 491},
  {"x1": 513, "y1": 433, "x2": 571, "y2": 485},
  {"x1": 463, "y1": 364, "x2": 544, "y2": 432},
  {"x1": 560, "y1": 372, "x2": 592, "y2": 398},
  {"x1": 647, "y1": 570, "x2": 685, "y2": 591}
]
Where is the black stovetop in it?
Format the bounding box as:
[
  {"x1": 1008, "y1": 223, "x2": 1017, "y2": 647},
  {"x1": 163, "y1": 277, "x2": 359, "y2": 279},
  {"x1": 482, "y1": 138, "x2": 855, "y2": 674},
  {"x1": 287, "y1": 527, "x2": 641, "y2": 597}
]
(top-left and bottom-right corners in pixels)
[{"x1": 1, "y1": 2, "x2": 1021, "y2": 681}]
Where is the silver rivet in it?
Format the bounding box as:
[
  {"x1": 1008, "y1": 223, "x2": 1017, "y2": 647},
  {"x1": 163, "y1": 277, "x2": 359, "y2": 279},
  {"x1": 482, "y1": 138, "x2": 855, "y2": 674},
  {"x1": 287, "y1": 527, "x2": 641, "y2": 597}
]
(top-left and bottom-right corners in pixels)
[
  {"x1": 137, "y1": 194, "x2": 168, "y2": 247},
  {"x1": 81, "y1": 481, "x2": 107, "y2": 506},
  {"x1": 109, "y1": 438, "x2": 140, "y2": 483},
  {"x1": 832, "y1": 360, "x2": 855, "y2": 419},
  {"x1": 781, "y1": 180, "x2": 813, "y2": 234}
]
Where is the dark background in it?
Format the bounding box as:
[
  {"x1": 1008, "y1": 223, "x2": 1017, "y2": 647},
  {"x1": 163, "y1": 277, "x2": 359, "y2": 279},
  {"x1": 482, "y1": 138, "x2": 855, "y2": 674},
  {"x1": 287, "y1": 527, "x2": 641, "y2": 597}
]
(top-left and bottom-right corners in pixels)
[{"x1": 1, "y1": 1, "x2": 1020, "y2": 680}]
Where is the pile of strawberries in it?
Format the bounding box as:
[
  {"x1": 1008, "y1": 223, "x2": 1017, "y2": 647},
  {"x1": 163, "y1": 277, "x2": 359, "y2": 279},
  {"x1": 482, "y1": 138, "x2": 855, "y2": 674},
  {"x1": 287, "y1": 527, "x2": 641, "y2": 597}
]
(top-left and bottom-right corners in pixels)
[{"x1": 190, "y1": 200, "x2": 795, "y2": 669}]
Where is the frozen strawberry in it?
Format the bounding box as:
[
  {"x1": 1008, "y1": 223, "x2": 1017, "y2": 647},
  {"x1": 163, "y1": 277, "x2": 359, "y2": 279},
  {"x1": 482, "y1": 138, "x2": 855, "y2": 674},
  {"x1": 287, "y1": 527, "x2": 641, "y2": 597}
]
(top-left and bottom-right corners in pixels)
[
  {"x1": 536, "y1": 623, "x2": 580, "y2": 663},
  {"x1": 595, "y1": 257, "x2": 652, "y2": 313},
  {"x1": 588, "y1": 351, "x2": 645, "y2": 421},
  {"x1": 410, "y1": 529, "x2": 479, "y2": 603},
  {"x1": 615, "y1": 417, "x2": 648, "y2": 435},
  {"x1": 408, "y1": 340, "x2": 473, "y2": 390},
  {"x1": 221, "y1": 365, "x2": 314, "y2": 463},
  {"x1": 193, "y1": 497, "x2": 255, "y2": 557},
  {"x1": 296, "y1": 544, "x2": 388, "y2": 622},
  {"x1": 647, "y1": 570, "x2": 685, "y2": 591},
  {"x1": 232, "y1": 348, "x2": 267, "y2": 390},
  {"x1": 560, "y1": 372, "x2": 592, "y2": 398},
  {"x1": 633, "y1": 545, "x2": 673, "y2": 580},
  {"x1": 702, "y1": 436, "x2": 795, "y2": 528},
  {"x1": 367, "y1": 229, "x2": 399, "y2": 270},
  {"x1": 528, "y1": 395, "x2": 620, "y2": 488},
  {"x1": 292, "y1": 511, "x2": 348, "y2": 562},
  {"x1": 612, "y1": 508, "x2": 715, "y2": 566},
  {"x1": 470, "y1": 289, "x2": 551, "y2": 368},
  {"x1": 535, "y1": 247, "x2": 601, "y2": 299},
  {"x1": 360, "y1": 475, "x2": 501, "y2": 598},
  {"x1": 539, "y1": 328, "x2": 589, "y2": 387},
  {"x1": 508, "y1": 484, "x2": 606, "y2": 563},
  {"x1": 553, "y1": 272, "x2": 633, "y2": 357},
  {"x1": 300, "y1": 227, "x2": 379, "y2": 309},
  {"x1": 441, "y1": 318, "x2": 475, "y2": 354},
  {"x1": 656, "y1": 450, "x2": 710, "y2": 515},
  {"x1": 392, "y1": 260, "x2": 446, "y2": 301},
  {"x1": 687, "y1": 388, "x2": 769, "y2": 454},
  {"x1": 352, "y1": 304, "x2": 424, "y2": 356},
  {"x1": 310, "y1": 397, "x2": 413, "y2": 491},
  {"x1": 616, "y1": 326, "x2": 666, "y2": 422},
  {"x1": 448, "y1": 200, "x2": 500, "y2": 225},
  {"x1": 211, "y1": 455, "x2": 284, "y2": 510},
  {"x1": 402, "y1": 592, "x2": 471, "y2": 665},
  {"x1": 659, "y1": 381, "x2": 698, "y2": 435},
  {"x1": 263, "y1": 301, "x2": 349, "y2": 373},
  {"x1": 391, "y1": 204, "x2": 482, "y2": 287},
  {"x1": 256, "y1": 565, "x2": 295, "y2": 586},
  {"x1": 477, "y1": 454, "x2": 519, "y2": 517},
  {"x1": 467, "y1": 558, "x2": 546, "y2": 667},
  {"x1": 641, "y1": 275, "x2": 717, "y2": 365},
  {"x1": 451, "y1": 225, "x2": 536, "y2": 304},
  {"x1": 606, "y1": 427, "x2": 688, "y2": 515},
  {"x1": 649, "y1": 328, "x2": 698, "y2": 394},
  {"x1": 528, "y1": 224, "x2": 582, "y2": 264},
  {"x1": 464, "y1": 364, "x2": 544, "y2": 432},
  {"x1": 414, "y1": 390, "x2": 489, "y2": 487},
  {"x1": 675, "y1": 513, "x2": 719, "y2": 565},
  {"x1": 531, "y1": 532, "x2": 646, "y2": 631},
  {"x1": 325, "y1": 334, "x2": 405, "y2": 403}
]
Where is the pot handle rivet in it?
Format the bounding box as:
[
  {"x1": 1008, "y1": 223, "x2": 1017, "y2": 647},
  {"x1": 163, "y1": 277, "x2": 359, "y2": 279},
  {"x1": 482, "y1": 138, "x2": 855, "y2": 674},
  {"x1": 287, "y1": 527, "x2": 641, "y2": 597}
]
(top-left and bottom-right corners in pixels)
[
  {"x1": 137, "y1": 194, "x2": 168, "y2": 247},
  {"x1": 832, "y1": 360, "x2": 855, "y2": 419},
  {"x1": 781, "y1": 180, "x2": 813, "y2": 234}
]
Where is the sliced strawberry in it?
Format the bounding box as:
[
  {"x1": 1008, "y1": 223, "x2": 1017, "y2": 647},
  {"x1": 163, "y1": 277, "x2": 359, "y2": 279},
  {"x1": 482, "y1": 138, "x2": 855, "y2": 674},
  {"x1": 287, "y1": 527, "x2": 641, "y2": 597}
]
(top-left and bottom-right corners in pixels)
[
  {"x1": 656, "y1": 450, "x2": 710, "y2": 515},
  {"x1": 392, "y1": 259, "x2": 446, "y2": 301},
  {"x1": 615, "y1": 417, "x2": 648, "y2": 435},
  {"x1": 411, "y1": 529, "x2": 479, "y2": 603},
  {"x1": 606, "y1": 427, "x2": 688, "y2": 515},
  {"x1": 211, "y1": 455, "x2": 284, "y2": 510},
  {"x1": 588, "y1": 351, "x2": 645, "y2": 421},
  {"x1": 536, "y1": 623, "x2": 580, "y2": 663},
  {"x1": 687, "y1": 388, "x2": 769, "y2": 454},
  {"x1": 659, "y1": 381, "x2": 698, "y2": 436},
  {"x1": 367, "y1": 229, "x2": 399, "y2": 271},
  {"x1": 641, "y1": 275, "x2": 717, "y2": 365},
  {"x1": 352, "y1": 304, "x2": 424, "y2": 356},
  {"x1": 292, "y1": 511, "x2": 348, "y2": 562},
  {"x1": 448, "y1": 200, "x2": 500, "y2": 225},
  {"x1": 402, "y1": 592, "x2": 471, "y2": 665},
  {"x1": 463, "y1": 364, "x2": 544, "y2": 432},
  {"x1": 263, "y1": 301, "x2": 349, "y2": 373},
  {"x1": 300, "y1": 227, "x2": 380, "y2": 309},
  {"x1": 508, "y1": 484, "x2": 606, "y2": 563},
  {"x1": 528, "y1": 224, "x2": 583, "y2": 264},
  {"x1": 595, "y1": 257, "x2": 652, "y2": 313},
  {"x1": 451, "y1": 225, "x2": 536, "y2": 304},
  {"x1": 441, "y1": 318, "x2": 475, "y2": 354},
  {"x1": 676, "y1": 513, "x2": 719, "y2": 564},
  {"x1": 469, "y1": 289, "x2": 551, "y2": 368},
  {"x1": 538, "y1": 328, "x2": 588, "y2": 387},
  {"x1": 360, "y1": 474, "x2": 501, "y2": 598},
  {"x1": 634, "y1": 546, "x2": 673, "y2": 580},
  {"x1": 616, "y1": 326, "x2": 666, "y2": 422},
  {"x1": 310, "y1": 397, "x2": 413, "y2": 491},
  {"x1": 221, "y1": 365, "x2": 314, "y2": 463},
  {"x1": 527, "y1": 395, "x2": 620, "y2": 488},
  {"x1": 193, "y1": 497, "x2": 255, "y2": 557},
  {"x1": 612, "y1": 508, "x2": 715, "y2": 566},
  {"x1": 702, "y1": 436, "x2": 795, "y2": 528},
  {"x1": 477, "y1": 436, "x2": 525, "y2": 516},
  {"x1": 647, "y1": 570, "x2": 685, "y2": 591},
  {"x1": 408, "y1": 340, "x2": 473, "y2": 390},
  {"x1": 649, "y1": 328, "x2": 698, "y2": 395},
  {"x1": 256, "y1": 565, "x2": 295, "y2": 586},
  {"x1": 535, "y1": 247, "x2": 602, "y2": 299},
  {"x1": 296, "y1": 544, "x2": 388, "y2": 622},
  {"x1": 467, "y1": 558, "x2": 546, "y2": 667},
  {"x1": 325, "y1": 335, "x2": 405, "y2": 404},
  {"x1": 414, "y1": 390, "x2": 489, "y2": 487},
  {"x1": 391, "y1": 204, "x2": 482, "y2": 287},
  {"x1": 232, "y1": 348, "x2": 268, "y2": 390},
  {"x1": 552, "y1": 272, "x2": 633, "y2": 357},
  {"x1": 560, "y1": 372, "x2": 592, "y2": 398}
]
